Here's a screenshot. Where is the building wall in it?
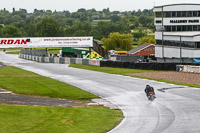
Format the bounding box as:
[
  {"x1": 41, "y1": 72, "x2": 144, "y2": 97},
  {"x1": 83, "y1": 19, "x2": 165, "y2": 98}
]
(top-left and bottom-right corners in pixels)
[
  {"x1": 133, "y1": 45, "x2": 155, "y2": 56},
  {"x1": 154, "y1": 4, "x2": 200, "y2": 62},
  {"x1": 156, "y1": 45, "x2": 200, "y2": 58}
]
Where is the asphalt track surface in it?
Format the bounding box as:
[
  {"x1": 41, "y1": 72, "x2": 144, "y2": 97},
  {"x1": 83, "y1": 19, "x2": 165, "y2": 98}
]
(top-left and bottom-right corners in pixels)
[{"x1": 1, "y1": 52, "x2": 200, "y2": 133}]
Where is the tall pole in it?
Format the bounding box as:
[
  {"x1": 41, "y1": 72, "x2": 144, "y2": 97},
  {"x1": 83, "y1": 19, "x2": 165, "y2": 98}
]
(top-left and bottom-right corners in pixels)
[
  {"x1": 89, "y1": 47, "x2": 91, "y2": 59},
  {"x1": 162, "y1": 6, "x2": 165, "y2": 62},
  {"x1": 180, "y1": 36, "x2": 182, "y2": 62}
]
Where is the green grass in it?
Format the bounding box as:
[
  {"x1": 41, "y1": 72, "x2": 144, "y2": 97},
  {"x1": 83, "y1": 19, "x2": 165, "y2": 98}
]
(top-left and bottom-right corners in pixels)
[
  {"x1": 6, "y1": 52, "x2": 20, "y2": 54},
  {"x1": 0, "y1": 48, "x2": 21, "y2": 51},
  {"x1": 133, "y1": 75, "x2": 200, "y2": 88},
  {"x1": 48, "y1": 50, "x2": 61, "y2": 54},
  {"x1": 0, "y1": 66, "x2": 98, "y2": 100},
  {"x1": 0, "y1": 104, "x2": 122, "y2": 133},
  {"x1": 69, "y1": 64, "x2": 165, "y2": 75},
  {"x1": 69, "y1": 64, "x2": 200, "y2": 88}
]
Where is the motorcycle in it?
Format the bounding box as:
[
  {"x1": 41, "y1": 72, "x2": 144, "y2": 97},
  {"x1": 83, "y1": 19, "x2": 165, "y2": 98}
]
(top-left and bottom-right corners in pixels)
[{"x1": 148, "y1": 91, "x2": 156, "y2": 101}]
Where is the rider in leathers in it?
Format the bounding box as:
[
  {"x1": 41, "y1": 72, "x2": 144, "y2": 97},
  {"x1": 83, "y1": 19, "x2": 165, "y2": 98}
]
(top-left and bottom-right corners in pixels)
[{"x1": 145, "y1": 85, "x2": 155, "y2": 97}]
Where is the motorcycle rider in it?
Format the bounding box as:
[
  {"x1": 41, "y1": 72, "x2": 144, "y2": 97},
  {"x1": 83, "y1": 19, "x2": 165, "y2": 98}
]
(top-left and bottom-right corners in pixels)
[{"x1": 144, "y1": 85, "x2": 155, "y2": 98}]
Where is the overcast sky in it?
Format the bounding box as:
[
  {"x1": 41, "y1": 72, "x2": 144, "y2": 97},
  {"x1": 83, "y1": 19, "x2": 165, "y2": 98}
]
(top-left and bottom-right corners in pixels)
[{"x1": 1, "y1": 0, "x2": 200, "y2": 13}]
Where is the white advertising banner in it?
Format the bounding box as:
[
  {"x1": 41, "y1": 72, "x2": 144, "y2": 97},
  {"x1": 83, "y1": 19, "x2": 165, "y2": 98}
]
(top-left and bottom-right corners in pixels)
[{"x1": 0, "y1": 37, "x2": 93, "y2": 48}]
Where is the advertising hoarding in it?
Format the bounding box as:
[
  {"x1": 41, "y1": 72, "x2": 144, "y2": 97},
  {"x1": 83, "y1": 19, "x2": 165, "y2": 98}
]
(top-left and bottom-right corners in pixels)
[{"x1": 0, "y1": 37, "x2": 93, "y2": 48}]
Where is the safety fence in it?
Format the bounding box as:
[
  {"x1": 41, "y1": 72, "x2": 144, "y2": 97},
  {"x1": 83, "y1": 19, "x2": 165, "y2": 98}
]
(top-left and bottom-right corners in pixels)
[
  {"x1": 20, "y1": 54, "x2": 200, "y2": 71},
  {"x1": 100, "y1": 60, "x2": 199, "y2": 71},
  {"x1": 19, "y1": 54, "x2": 100, "y2": 66},
  {"x1": 176, "y1": 65, "x2": 200, "y2": 73}
]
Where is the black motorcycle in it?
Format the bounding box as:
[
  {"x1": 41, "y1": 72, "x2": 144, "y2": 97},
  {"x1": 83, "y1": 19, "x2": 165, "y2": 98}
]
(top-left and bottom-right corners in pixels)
[{"x1": 148, "y1": 92, "x2": 156, "y2": 101}]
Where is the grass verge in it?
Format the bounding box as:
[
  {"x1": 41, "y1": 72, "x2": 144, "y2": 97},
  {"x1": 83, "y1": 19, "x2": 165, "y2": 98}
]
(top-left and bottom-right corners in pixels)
[
  {"x1": 0, "y1": 104, "x2": 122, "y2": 133},
  {"x1": 69, "y1": 64, "x2": 166, "y2": 75},
  {"x1": 69, "y1": 64, "x2": 200, "y2": 88},
  {"x1": 6, "y1": 52, "x2": 20, "y2": 54},
  {"x1": 0, "y1": 66, "x2": 98, "y2": 100}
]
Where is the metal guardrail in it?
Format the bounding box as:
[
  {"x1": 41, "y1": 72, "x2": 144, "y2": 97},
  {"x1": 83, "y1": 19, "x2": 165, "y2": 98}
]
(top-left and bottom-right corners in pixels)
[{"x1": 20, "y1": 49, "x2": 48, "y2": 57}]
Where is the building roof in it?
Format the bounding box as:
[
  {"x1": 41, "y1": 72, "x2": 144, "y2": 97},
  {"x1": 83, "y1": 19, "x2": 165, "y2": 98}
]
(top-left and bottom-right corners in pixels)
[
  {"x1": 154, "y1": 3, "x2": 200, "y2": 8},
  {"x1": 127, "y1": 44, "x2": 155, "y2": 55},
  {"x1": 116, "y1": 51, "x2": 127, "y2": 54}
]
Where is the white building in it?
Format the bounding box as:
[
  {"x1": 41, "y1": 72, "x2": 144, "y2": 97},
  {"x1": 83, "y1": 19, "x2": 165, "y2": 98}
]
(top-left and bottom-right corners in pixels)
[{"x1": 154, "y1": 3, "x2": 200, "y2": 63}]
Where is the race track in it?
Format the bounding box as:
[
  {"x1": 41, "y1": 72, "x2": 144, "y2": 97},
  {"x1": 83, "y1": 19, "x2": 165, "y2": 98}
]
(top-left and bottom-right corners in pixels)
[{"x1": 1, "y1": 52, "x2": 200, "y2": 133}]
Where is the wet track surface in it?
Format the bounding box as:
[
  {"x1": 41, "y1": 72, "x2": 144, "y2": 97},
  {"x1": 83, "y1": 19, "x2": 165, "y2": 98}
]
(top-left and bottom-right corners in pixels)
[
  {"x1": 0, "y1": 89, "x2": 90, "y2": 107},
  {"x1": 1, "y1": 52, "x2": 200, "y2": 133}
]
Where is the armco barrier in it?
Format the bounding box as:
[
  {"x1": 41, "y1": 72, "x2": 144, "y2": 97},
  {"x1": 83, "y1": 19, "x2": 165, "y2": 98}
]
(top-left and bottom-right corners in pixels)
[
  {"x1": 36, "y1": 57, "x2": 39, "y2": 62},
  {"x1": 82, "y1": 59, "x2": 89, "y2": 65},
  {"x1": 70, "y1": 58, "x2": 76, "y2": 64},
  {"x1": 41, "y1": 57, "x2": 45, "y2": 63},
  {"x1": 76, "y1": 58, "x2": 82, "y2": 64},
  {"x1": 34, "y1": 56, "x2": 37, "y2": 61},
  {"x1": 38, "y1": 57, "x2": 42, "y2": 63},
  {"x1": 19, "y1": 54, "x2": 100, "y2": 66},
  {"x1": 89, "y1": 59, "x2": 100, "y2": 66},
  {"x1": 181, "y1": 65, "x2": 200, "y2": 73},
  {"x1": 65, "y1": 58, "x2": 70, "y2": 64},
  {"x1": 44, "y1": 57, "x2": 49, "y2": 63},
  {"x1": 54, "y1": 57, "x2": 59, "y2": 63},
  {"x1": 29, "y1": 55, "x2": 31, "y2": 60},
  {"x1": 59, "y1": 57, "x2": 65, "y2": 64},
  {"x1": 49, "y1": 57, "x2": 54, "y2": 63}
]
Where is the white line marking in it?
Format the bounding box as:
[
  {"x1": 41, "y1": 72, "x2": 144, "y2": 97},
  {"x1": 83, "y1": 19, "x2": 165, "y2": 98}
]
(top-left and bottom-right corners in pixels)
[{"x1": 0, "y1": 92, "x2": 12, "y2": 94}]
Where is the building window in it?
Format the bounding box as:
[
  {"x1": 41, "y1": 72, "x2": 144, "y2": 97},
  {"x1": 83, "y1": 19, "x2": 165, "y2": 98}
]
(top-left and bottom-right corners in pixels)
[
  {"x1": 155, "y1": 12, "x2": 162, "y2": 18},
  {"x1": 193, "y1": 11, "x2": 198, "y2": 17},
  {"x1": 182, "y1": 26, "x2": 187, "y2": 31},
  {"x1": 196, "y1": 42, "x2": 200, "y2": 48},
  {"x1": 172, "y1": 26, "x2": 177, "y2": 31},
  {"x1": 164, "y1": 25, "x2": 200, "y2": 32},
  {"x1": 172, "y1": 12, "x2": 177, "y2": 17},
  {"x1": 177, "y1": 11, "x2": 181, "y2": 17},
  {"x1": 164, "y1": 12, "x2": 171, "y2": 17},
  {"x1": 187, "y1": 11, "x2": 192, "y2": 17},
  {"x1": 188, "y1": 25, "x2": 192, "y2": 31},
  {"x1": 193, "y1": 25, "x2": 198, "y2": 31},
  {"x1": 161, "y1": 11, "x2": 200, "y2": 18},
  {"x1": 156, "y1": 40, "x2": 195, "y2": 48},
  {"x1": 177, "y1": 26, "x2": 182, "y2": 31},
  {"x1": 182, "y1": 11, "x2": 186, "y2": 17}
]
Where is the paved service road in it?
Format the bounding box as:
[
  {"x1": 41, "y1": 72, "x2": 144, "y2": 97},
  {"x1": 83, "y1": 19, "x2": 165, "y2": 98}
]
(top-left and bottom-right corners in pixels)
[{"x1": 1, "y1": 52, "x2": 200, "y2": 133}]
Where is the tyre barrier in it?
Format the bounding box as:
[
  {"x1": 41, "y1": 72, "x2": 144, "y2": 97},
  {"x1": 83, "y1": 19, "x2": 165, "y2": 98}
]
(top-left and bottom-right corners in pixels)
[
  {"x1": 19, "y1": 54, "x2": 100, "y2": 66},
  {"x1": 100, "y1": 60, "x2": 200, "y2": 71}
]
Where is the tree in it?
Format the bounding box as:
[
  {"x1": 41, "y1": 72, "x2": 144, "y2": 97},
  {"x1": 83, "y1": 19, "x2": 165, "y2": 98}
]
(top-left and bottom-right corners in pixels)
[
  {"x1": 89, "y1": 29, "x2": 101, "y2": 39},
  {"x1": 138, "y1": 36, "x2": 156, "y2": 45},
  {"x1": 72, "y1": 20, "x2": 91, "y2": 35},
  {"x1": 139, "y1": 15, "x2": 153, "y2": 27},
  {"x1": 73, "y1": 30, "x2": 86, "y2": 36},
  {"x1": 24, "y1": 23, "x2": 36, "y2": 37},
  {"x1": 77, "y1": 8, "x2": 86, "y2": 13},
  {"x1": 101, "y1": 32, "x2": 133, "y2": 51},
  {"x1": 36, "y1": 18, "x2": 62, "y2": 37},
  {"x1": 65, "y1": 26, "x2": 75, "y2": 36},
  {"x1": 111, "y1": 15, "x2": 121, "y2": 23},
  {"x1": 2, "y1": 25, "x2": 22, "y2": 37},
  {"x1": 0, "y1": 24, "x2": 3, "y2": 37}
]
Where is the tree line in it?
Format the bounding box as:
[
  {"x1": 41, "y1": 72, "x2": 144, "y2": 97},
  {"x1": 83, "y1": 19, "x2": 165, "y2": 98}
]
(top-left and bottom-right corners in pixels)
[
  {"x1": 0, "y1": 8, "x2": 154, "y2": 38},
  {"x1": 0, "y1": 8, "x2": 156, "y2": 51}
]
